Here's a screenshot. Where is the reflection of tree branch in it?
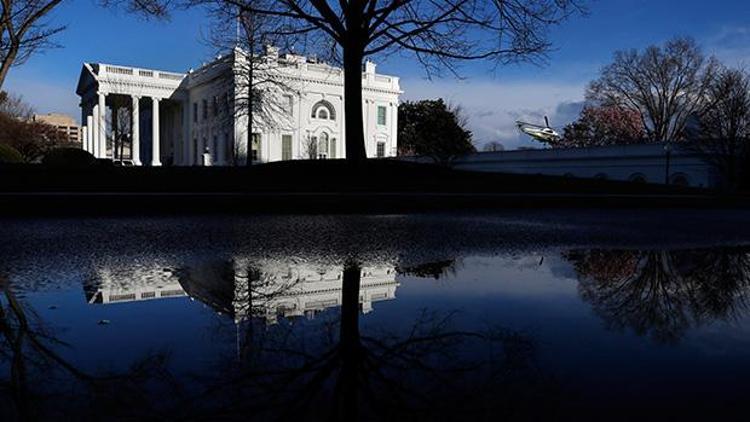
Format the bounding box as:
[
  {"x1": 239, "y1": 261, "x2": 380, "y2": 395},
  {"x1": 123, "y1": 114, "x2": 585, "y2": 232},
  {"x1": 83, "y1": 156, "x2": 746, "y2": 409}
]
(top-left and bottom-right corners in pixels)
[
  {"x1": 172, "y1": 261, "x2": 554, "y2": 420},
  {"x1": 0, "y1": 275, "x2": 180, "y2": 419},
  {"x1": 568, "y1": 247, "x2": 750, "y2": 344}
]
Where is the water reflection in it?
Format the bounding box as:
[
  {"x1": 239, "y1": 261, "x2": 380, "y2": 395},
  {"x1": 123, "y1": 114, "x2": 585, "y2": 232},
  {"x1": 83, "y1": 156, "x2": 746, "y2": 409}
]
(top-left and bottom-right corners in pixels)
[
  {"x1": 0, "y1": 275, "x2": 175, "y2": 420},
  {"x1": 4, "y1": 257, "x2": 555, "y2": 420},
  {"x1": 177, "y1": 260, "x2": 398, "y2": 324},
  {"x1": 568, "y1": 247, "x2": 750, "y2": 343},
  {"x1": 3, "y1": 213, "x2": 750, "y2": 419},
  {"x1": 171, "y1": 261, "x2": 555, "y2": 420}
]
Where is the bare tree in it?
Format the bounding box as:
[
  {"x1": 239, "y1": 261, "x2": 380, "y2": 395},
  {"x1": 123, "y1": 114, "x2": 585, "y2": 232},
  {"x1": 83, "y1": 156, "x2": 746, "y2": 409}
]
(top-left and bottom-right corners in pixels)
[
  {"x1": 0, "y1": 0, "x2": 65, "y2": 89},
  {"x1": 128, "y1": 0, "x2": 582, "y2": 163},
  {"x1": 302, "y1": 132, "x2": 318, "y2": 159},
  {"x1": 587, "y1": 37, "x2": 719, "y2": 142},
  {"x1": 106, "y1": 96, "x2": 133, "y2": 163},
  {"x1": 0, "y1": 91, "x2": 32, "y2": 118},
  {"x1": 203, "y1": 6, "x2": 300, "y2": 165},
  {"x1": 691, "y1": 66, "x2": 750, "y2": 188}
]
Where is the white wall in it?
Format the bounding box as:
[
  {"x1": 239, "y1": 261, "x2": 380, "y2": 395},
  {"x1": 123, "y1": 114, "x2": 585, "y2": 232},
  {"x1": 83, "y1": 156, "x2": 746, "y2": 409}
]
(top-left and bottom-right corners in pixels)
[{"x1": 447, "y1": 144, "x2": 722, "y2": 188}]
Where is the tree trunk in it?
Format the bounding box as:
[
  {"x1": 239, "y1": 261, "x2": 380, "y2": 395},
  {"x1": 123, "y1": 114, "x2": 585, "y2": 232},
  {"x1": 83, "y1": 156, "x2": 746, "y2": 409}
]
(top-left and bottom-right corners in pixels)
[
  {"x1": 246, "y1": 67, "x2": 254, "y2": 167},
  {"x1": 112, "y1": 107, "x2": 119, "y2": 161},
  {"x1": 245, "y1": 11, "x2": 255, "y2": 167},
  {"x1": 0, "y1": 47, "x2": 18, "y2": 91},
  {"x1": 338, "y1": 261, "x2": 362, "y2": 420},
  {"x1": 343, "y1": 47, "x2": 367, "y2": 162}
]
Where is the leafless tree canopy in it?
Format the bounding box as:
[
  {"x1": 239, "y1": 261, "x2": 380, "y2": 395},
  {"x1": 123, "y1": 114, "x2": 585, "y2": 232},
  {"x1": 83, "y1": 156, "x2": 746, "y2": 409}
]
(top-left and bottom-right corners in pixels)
[
  {"x1": 0, "y1": 0, "x2": 65, "y2": 89},
  {"x1": 217, "y1": 1, "x2": 583, "y2": 69},
  {"x1": 700, "y1": 67, "x2": 750, "y2": 141},
  {"x1": 124, "y1": 0, "x2": 583, "y2": 162},
  {"x1": 101, "y1": 0, "x2": 175, "y2": 19},
  {"x1": 0, "y1": 90, "x2": 33, "y2": 118},
  {"x1": 691, "y1": 66, "x2": 750, "y2": 188},
  {"x1": 587, "y1": 37, "x2": 719, "y2": 142}
]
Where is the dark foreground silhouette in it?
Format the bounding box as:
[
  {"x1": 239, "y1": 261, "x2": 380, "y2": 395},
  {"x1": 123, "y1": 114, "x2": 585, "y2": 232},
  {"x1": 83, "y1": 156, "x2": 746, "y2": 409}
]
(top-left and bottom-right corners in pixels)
[{"x1": 0, "y1": 160, "x2": 739, "y2": 215}]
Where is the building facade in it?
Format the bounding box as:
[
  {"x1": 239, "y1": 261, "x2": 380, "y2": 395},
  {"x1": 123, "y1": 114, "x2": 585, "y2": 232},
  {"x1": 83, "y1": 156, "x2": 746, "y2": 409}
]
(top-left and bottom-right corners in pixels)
[
  {"x1": 32, "y1": 112, "x2": 82, "y2": 144},
  {"x1": 75, "y1": 48, "x2": 402, "y2": 166}
]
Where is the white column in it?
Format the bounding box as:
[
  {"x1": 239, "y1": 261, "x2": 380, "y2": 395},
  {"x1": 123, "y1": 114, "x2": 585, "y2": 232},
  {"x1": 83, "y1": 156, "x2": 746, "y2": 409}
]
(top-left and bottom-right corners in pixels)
[
  {"x1": 86, "y1": 115, "x2": 94, "y2": 154},
  {"x1": 151, "y1": 97, "x2": 161, "y2": 166},
  {"x1": 92, "y1": 104, "x2": 100, "y2": 158},
  {"x1": 391, "y1": 103, "x2": 398, "y2": 157},
  {"x1": 98, "y1": 92, "x2": 107, "y2": 159},
  {"x1": 81, "y1": 127, "x2": 88, "y2": 152},
  {"x1": 131, "y1": 96, "x2": 141, "y2": 165}
]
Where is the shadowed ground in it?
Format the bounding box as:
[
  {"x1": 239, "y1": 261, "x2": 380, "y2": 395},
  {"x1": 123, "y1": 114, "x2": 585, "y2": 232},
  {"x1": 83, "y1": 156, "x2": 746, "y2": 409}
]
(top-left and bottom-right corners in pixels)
[{"x1": 0, "y1": 160, "x2": 743, "y2": 215}]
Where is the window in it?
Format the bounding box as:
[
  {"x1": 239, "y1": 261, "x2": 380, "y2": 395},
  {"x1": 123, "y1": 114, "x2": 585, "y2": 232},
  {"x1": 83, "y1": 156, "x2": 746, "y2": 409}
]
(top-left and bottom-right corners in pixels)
[
  {"x1": 193, "y1": 103, "x2": 198, "y2": 123},
  {"x1": 282, "y1": 135, "x2": 292, "y2": 161},
  {"x1": 377, "y1": 106, "x2": 387, "y2": 125},
  {"x1": 330, "y1": 138, "x2": 336, "y2": 159},
  {"x1": 283, "y1": 95, "x2": 294, "y2": 115},
  {"x1": 212, "y1": 96, "x2": 218, "y2": 117},
  {"x1": 202, "y1": 99, "x2": 208, "y2": 120},
  {"x1": 251, "y1": 133, "x2": 261, "y2": 161},
  {"x1": 318, "y1": 133, "x2": 329, "y2": 159},
  {"x1": 311, "y1": 101, "x2": 335, "y2": 120},
  {"x1": 224, "y1": 133, "x2": 230, "y2": 163},
  {"x1": 222, "y1": 93, "x2": 229, "y2": 115},
  {"x1": 376, "y1": 142, "x2": 386, "y2": 158}
]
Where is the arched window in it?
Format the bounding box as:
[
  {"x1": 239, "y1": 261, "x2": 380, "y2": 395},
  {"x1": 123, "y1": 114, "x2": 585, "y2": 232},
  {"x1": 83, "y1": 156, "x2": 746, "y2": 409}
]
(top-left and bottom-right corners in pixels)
[
  {"x1": 311, "y1": 100, "x2": 336, "y2": 120},
  {"x1": 629, "y1": 173, "x2": 647, "y2": 184}
]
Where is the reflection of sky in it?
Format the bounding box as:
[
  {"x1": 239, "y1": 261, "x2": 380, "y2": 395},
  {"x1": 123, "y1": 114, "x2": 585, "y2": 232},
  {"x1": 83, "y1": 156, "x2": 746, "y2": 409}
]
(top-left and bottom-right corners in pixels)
[
  {"x1": 4, "y1": 213, "x2": 750, "y2": 413},
  {"x1": 10, "y1": 251, "x2": 750, "y2": 407}
]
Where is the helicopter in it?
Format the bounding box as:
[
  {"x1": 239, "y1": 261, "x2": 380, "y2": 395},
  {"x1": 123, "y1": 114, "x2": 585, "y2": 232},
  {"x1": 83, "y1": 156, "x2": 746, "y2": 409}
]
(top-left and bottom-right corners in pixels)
[{"x1": 516, "y1": 116, "x2": 561, "y2": 143}]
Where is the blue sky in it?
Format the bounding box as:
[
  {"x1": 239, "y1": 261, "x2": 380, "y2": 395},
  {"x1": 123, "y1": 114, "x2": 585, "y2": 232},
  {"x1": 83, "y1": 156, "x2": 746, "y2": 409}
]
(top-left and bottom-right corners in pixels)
[{"x1": 7, "y1": 0, "x2": 750, "y2": 149}]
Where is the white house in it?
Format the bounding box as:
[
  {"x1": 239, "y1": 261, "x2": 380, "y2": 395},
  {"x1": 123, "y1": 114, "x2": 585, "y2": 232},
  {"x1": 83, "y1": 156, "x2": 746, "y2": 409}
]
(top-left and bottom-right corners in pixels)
[{"x1": 75, "y1": 47, "x2": 402, "y2": 166}]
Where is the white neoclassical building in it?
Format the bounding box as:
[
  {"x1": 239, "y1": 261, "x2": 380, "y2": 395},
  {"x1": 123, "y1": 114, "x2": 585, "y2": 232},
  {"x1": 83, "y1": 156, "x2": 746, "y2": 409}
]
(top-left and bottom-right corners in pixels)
[{"x1": 76, "y1": 47, "x2": 402, "y2": 166}]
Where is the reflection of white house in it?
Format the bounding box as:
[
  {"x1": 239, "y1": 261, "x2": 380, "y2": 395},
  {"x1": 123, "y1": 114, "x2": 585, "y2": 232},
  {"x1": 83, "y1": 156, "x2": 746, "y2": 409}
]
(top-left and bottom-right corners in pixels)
[
  {"x1": 85, "y1": 259, "x2": 399, "y2": 325},
  {"x1": 85, "y1": 266, "x2": 186, "y2": 304},
  {"x1": 76, "y1": 47, "x2": 401, "y2": 166},
  {"x1": 183, "y1": 260, "x2": 399, "y2": 325}
]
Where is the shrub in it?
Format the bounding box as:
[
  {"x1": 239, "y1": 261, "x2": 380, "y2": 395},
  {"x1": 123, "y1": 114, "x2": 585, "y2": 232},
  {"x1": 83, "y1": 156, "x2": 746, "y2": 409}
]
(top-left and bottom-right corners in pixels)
[
  {"x1": 42, "y1": 148, "x2": 97, "y2": 168},
  {"x1": 0, "y1": 143, "x2": 23, "y2": 163}
]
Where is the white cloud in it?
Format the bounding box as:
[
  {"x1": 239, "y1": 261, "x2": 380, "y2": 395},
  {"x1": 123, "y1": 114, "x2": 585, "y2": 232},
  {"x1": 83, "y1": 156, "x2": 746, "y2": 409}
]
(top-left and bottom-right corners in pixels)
[
  {"x1": 401, "y1": 78, "x2": 586, "y2": 150},
  {"x1": 704, "y1": 26, "x2": 750, "y2": 67}
]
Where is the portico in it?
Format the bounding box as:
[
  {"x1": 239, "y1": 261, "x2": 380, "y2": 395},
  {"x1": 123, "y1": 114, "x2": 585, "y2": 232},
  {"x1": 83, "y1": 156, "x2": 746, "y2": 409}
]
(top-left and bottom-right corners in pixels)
[{"x1": 76, "y1": 63, "x2": 188, "y2": 166}]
